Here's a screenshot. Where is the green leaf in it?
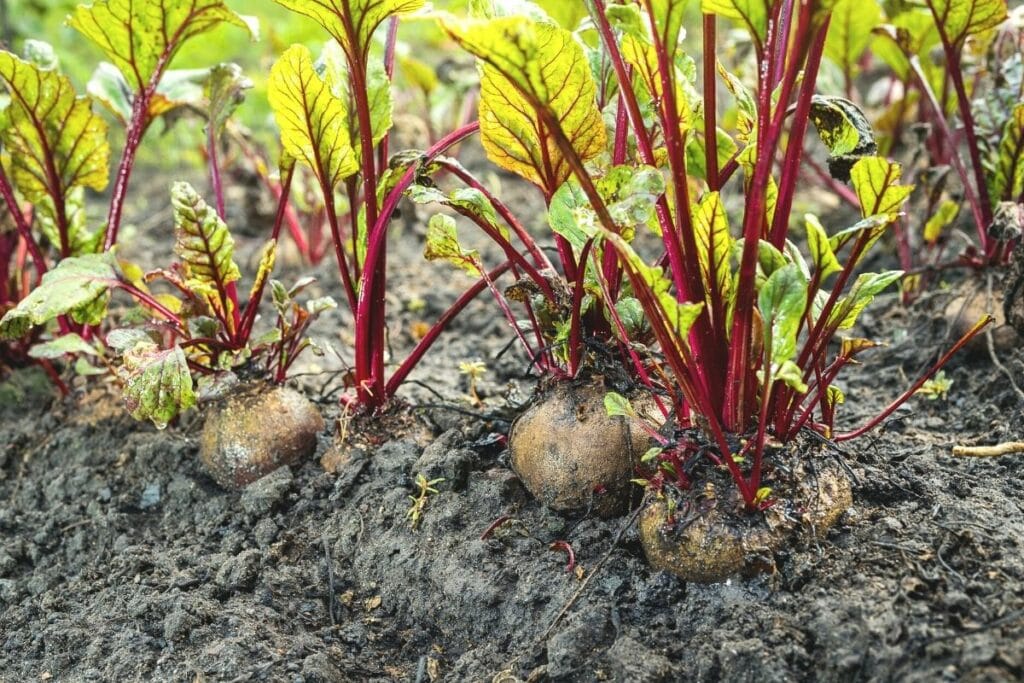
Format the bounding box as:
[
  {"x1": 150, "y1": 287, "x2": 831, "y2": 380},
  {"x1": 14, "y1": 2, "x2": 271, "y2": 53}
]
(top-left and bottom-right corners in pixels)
[
  {"x1": 206, "y1": 63, "x2": 252, "y2": 137},
  {"x1": 28, "y1": 333, "x2": 99, "y2": 359},
  {"x1": 805, "y1": 214, "x2": 842, "y2": 278},
  {"x1": 824, "y1": 0, "x2": 883, "y2": 79},
  {"x1": 809, "y1": 96, "x2": 877, "y2": 181},
  {"x1": 603, "y1": 391, "x2": 636, "y2": 418},
  {"x1": 0, "y1": 253, "x2": 118, "y2": 339},
  {"x1": 120, "y1": 343, "x2": 196, "y2": 429},
  {"x1": 615, "y1": 297, "x2": 646, "y2": 339},
  {"x1": 268, "y1": 44, "x2": 358, "y2": 190},
  {"x1": 0, "y1": 50, "x2": 110, "y2": 239},
  {"x1": 440, "y1": 14, "x2": 606, "y2": 195},
  {"x1": 825, "y1": 384, "x2": 845, "y2": 409},
  {"x1": 171, "y1": 181, "x2": 241, "y2": 320},
  {"x1": 992, "y1": 103, "x2": 1024, "y2": 202},
  {"x1": 274, "y1": 0, "x2": 425, "y2": 61},
  {"x1": 759, "y1": 264, "x2": 808, "y2": 379},
  {"x1": 423, "y1": 214, "x2": 482, "y2": 276},
  {"x1": 923, "y1": 0, "x2": 1008, "y2": 48},
  {"x1": 68, "y1": 0, "x2": 253, "y2": 91},
  {"x1": 923, "y1": 199, "x2": 960, "y2": 243},
  {"x1": 828, "y1": 270, "x2": 904, "y2": 330},
  {"x1": 620, "y1": 32, "x2": 693, "y2": 134},
  {"x1": 406, "y1": 185, "x2": 509, "y2": 241},
  {"x1": 850, "y1": 156, "x2": 913, "y2": 217}
]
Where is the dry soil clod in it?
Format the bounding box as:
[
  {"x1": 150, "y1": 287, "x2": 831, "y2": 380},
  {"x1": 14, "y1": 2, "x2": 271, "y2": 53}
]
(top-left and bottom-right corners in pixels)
[
  {"x1": 639, "y1": 458, "x2": 853, "y2": 583},
  {"x1": 199, "y1": 384, "x2": 324, "y2": 488},
  {"x1": 508, "y1": 379, "x2": 655, "y2": 518}
]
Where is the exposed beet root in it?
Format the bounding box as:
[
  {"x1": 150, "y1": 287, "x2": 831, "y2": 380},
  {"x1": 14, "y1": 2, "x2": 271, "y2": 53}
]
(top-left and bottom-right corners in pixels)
[
  {"x1": 199, "y1": 384, "x2": 324, "y2": 488},
  {"x1": 639, "y1": 457, "x2": 852, "y2": 583},
  {"x1": 945, "y1": 291, "x2": 1017, "y2": 354},
  {"x1": 509, "y1": 378, "x2": 655, "y2": 518}
]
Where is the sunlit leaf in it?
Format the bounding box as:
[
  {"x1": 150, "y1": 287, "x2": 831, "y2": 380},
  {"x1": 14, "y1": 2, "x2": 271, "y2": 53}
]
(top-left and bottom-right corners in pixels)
[
  {"x1": 248, "y1": 240, "x2": 278, "y2": 306},
  {"x1": 320, "y1": 41, "x2": 393, "y2": 147},
  {"x1": 424, "y1": 214, "x2": 482, "y2": 276},
  {"x1": 824, "y1": 0, "x2": 883, "y2": 79},
  {"x1": 407, "y1": 185, "x2": 509, "y2": 240},
  {"x1": 603, "y1": 391, "x2": 636, "y2": 418},
  {"x1": 992, "y1": 103, "x2": 1024, "y2": 202},
  {"x1": 268, "y1": 44, "x2": 358, "y2": 189},
  {"x1": 828, "y1": 270, "x2": 904, "y2": 330},
  {"x1": 850, "y1": 156, "x2": 913, "y2": 217},
  {"x1": 692, "y1": 191, "x2": 733, "y2": 307},
  {"x1": 274, "y1": 0, "x2": 425, "y2": 61},
  {"x1": 805, "y1": 214, "x2": 841, "y2": 278},
  {"x1": 923, "y1": 199, "x2": 960, "y2": 243},
  {"x1": 440, "y1": 14, "x2": 606, "y2": 196},
  {"x1": 702, "y1": 0, "x2": 771, "y2": 51},
  {"x1": 923, "y1": 0, "x2": 1007, "y2": 48},
  {"x1": 0, "y1": 50, "x2": 109, "y2": 244},
  {"x1": 69, "y1": 0, "x2": 253, "y2": 91},
  {"x1": 171, "y1": 182, "x2": 241, "y2": 321}
]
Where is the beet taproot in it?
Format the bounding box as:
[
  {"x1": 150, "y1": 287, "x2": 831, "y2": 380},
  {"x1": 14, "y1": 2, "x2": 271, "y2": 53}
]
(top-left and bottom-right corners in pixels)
[
  {"x1": 509, "y1": 379, "x2": 657, "y2": 518},
  {"x1": 639, "y1": 458, "x2": 852, "y2": 582},
  {"x1": 200, "y1": 384, "x2": 324, "y2": 488}
]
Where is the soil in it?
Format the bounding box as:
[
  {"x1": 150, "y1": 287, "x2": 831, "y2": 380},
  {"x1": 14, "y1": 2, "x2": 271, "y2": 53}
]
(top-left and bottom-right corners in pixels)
[{"x1": 2, "y1": 147, "x2": 1024, "y2": 682}]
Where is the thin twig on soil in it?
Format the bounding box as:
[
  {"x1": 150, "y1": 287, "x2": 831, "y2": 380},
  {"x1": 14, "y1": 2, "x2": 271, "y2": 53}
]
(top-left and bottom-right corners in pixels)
[{"x1": 322, "y1": 534, "x2": 337, "y2": 625}]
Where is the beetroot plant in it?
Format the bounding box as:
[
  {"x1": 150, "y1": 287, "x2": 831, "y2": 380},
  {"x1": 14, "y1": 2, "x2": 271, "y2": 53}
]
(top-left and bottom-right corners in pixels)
[{"x1": 440, "y1": 0, "x2": 992, "y2": 578}]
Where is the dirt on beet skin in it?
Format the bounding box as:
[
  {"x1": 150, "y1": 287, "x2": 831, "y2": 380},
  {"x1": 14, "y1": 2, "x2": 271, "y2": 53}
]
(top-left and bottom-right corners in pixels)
[{"x1": 2, "y1": 153, "x2": 1024, "y2": 682}]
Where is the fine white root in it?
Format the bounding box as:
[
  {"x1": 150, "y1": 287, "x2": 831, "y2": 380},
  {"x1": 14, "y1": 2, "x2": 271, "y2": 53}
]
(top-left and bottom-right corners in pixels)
[{"x1": 951, "y1": 442, "x2": 1024, "y2": 458}]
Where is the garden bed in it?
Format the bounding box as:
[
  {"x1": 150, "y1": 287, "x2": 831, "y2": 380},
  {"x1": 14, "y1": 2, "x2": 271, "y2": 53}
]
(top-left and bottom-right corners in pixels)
[{"x1": 1, "y1": 201, "x2": 1022, "y2": 680}]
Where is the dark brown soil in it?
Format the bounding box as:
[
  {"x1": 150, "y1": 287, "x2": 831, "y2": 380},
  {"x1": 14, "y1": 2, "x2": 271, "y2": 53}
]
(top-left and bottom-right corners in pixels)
[{"x1": 2, "y1": 151, "x2": 1024, "y2": 682}]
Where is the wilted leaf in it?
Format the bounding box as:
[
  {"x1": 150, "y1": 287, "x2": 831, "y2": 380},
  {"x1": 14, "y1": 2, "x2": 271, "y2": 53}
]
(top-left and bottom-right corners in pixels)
[
  {"x1": 69, "y1": 0, "x2": 253, "y2": 91},
  {"x1": 0, "y1": 253, "x2": 118, "y2": 339},
  {"x1": 120, "y1": 344, "x2": 196, "y2": 429},
  {"x1": 268, "y1": 45, "x2": 358, "y2": 190},
  {"x1": 440, "y1": 14, "x2": 606, "y2": 196},
  {"x1": 809, "y1": 96, "x2": 878, "y2": 181}
]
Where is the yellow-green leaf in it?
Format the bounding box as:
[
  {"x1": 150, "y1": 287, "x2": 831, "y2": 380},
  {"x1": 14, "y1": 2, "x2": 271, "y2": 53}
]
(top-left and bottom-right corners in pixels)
[
  {"x1": 440, "y1": 14, "x2": 605, "y2": 196},
  {"x1": 805, "y1": 214, "x2": 841, "y2": 278},
  {"x1": 424, "y1": 214, "x2": 482, "y2": 276},
  {"x1": 701, "y1": 0, "x2": 772, "y2": 51},
  {"x1": 924, "y1": 0, "x2": 1008, "y2": 47},
  {"x1": 692, "y1": 191, "x2": 732, "y2": 306},
  {"x1": 68, "y1": 0, "x2": 253, "y2": 91},
  {"x1": 923, "y1": 199, "x2": 960, "y2": 243},
  {"x1": 171, "y1": 181, "x2": 241, "y2": 318},
  {"x1": 268, "y1": 44, "x2": 358, "y2": 190},
  {"x1": 321, "y1": 41, "x2": 393, "y2": 148},
  {"x1": 0, "y1": 50, "x2": 109, "y2": 240},
  {"x1": 824, "y1": 0, "x2": 882, "y2": 78},
  {"x1": 274, "y1": 0, "x2": 425, "y2": 61},
  {"x1": 850, "y1": 156, "x2": 913, "y2": 217},
  {"x1": 993, "y1": 103, "x2": 1024, "y2": 202}
]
